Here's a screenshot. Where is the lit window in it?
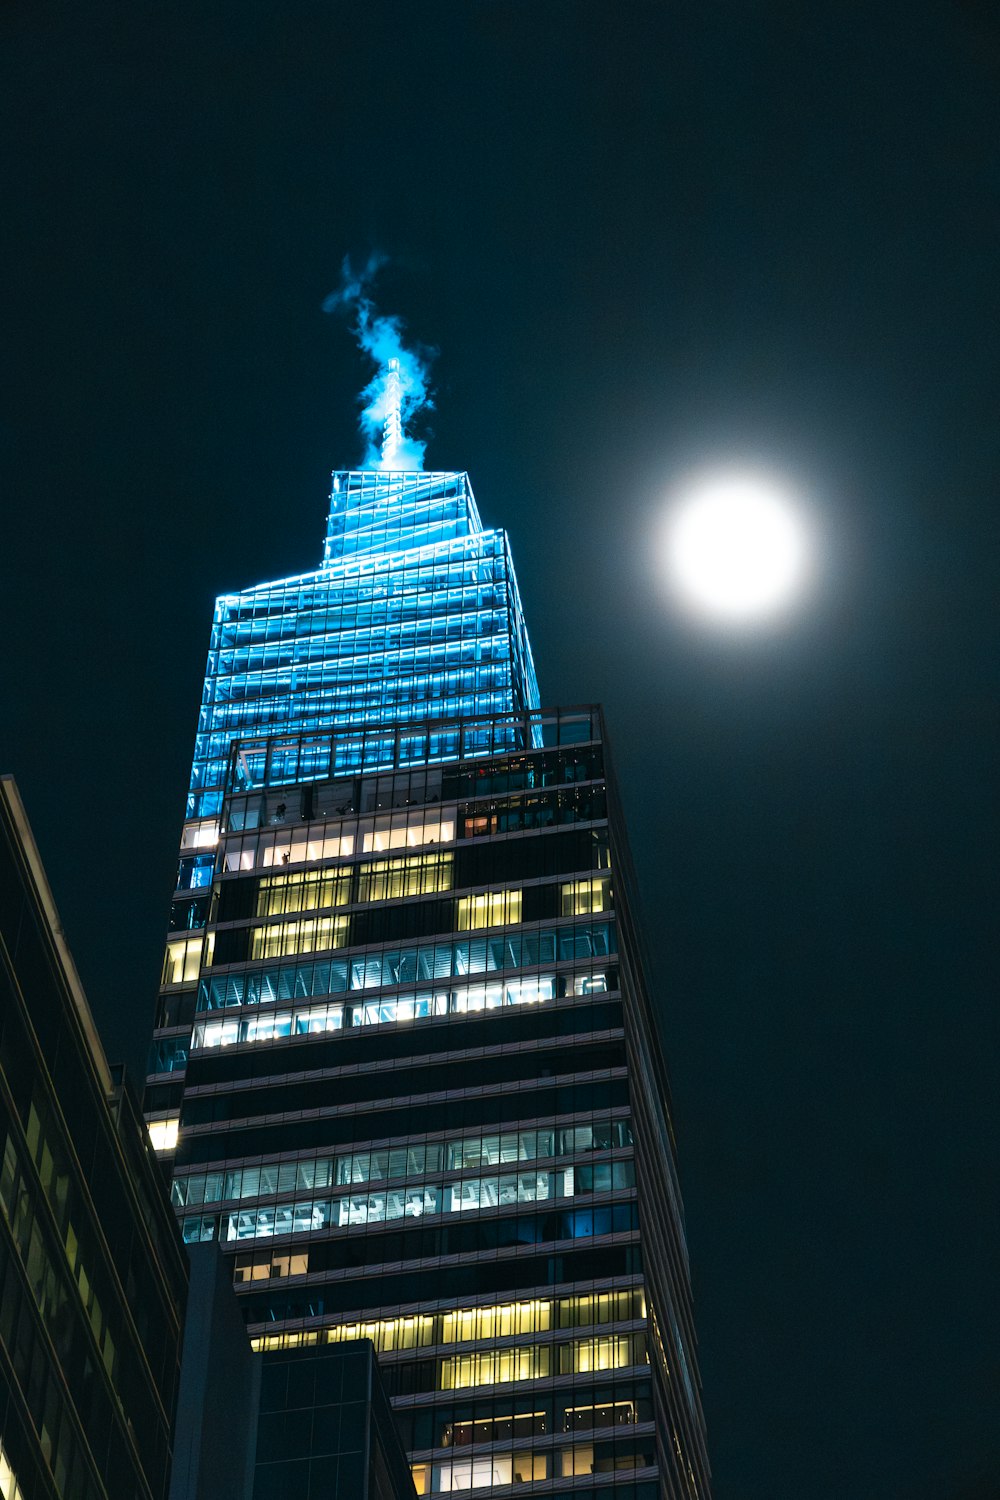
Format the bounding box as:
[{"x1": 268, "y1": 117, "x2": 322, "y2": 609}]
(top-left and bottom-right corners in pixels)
[
  {"x1": 256, "y1": 868, "x2": 352, "y2": 917},
  {"x1": 0, "y1": 1439, "x2": 23, "y2": 1500},
  {"x1": 440, "y1": 1344, "x2": 551, "y2": 1390},
  {"x1": 440, "y1": 1300, "x2": 552, "y2": 1344},
  {"x1": 181, "y1": 818, "x2": 220, "y2": 851},
  {"x1": 455, "y1": 890, "x2": 522, "y2": 930},
  {"x1": 249, "y1": 915, "x2": 349, "y2": 960},
  {"x1": 256, "y1": 825, "x2": 357, "y2": 868},
  {"x1": 162, "y1": 935, "x2": 206, "y2": 984},
  {"x1": 357, "y1": 852, "x2": 453, "y2": 901},
  {"x1": 248, "y1": 1289, "x2": 647, "y2": 1362},
  {"x1": 559, "y1": 1334, "x2": 637, "y2": 1374},
  {"x1": 147, "y1": 1117, "x2": 179, "y2": 1153},
  {"x1": 233, "y1": 1250, "x2": 308, "y2": 1283},
  {"x1": 361, "y1": 809, "x2": 456, "y2": 853},
  {"x1": 419, "y1": 1453, "x2": 547, "y2": 1490},
  {"x1": 561, "y1": 878, "x2": 610, "y2": 916}
]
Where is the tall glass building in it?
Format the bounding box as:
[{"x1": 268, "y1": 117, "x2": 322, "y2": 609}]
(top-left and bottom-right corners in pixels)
[
  {"x1": 145, "y1": 462, "x2": 711, "y2": 1498},
  {"x1": 0, "y1": 776, "x2": 187, "y2": 1500}
]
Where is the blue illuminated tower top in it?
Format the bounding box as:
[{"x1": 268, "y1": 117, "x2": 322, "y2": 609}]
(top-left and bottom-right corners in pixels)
[{"x1": 188, "y1": 468, "x2": 539, "y2": 819}]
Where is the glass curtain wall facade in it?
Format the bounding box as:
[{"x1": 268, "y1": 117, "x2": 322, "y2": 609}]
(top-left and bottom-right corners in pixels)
[
  {"x1": 145, "y1": 469, "x2": 710, "y2": 1499},
  {"x1": 0, "y1": 777, "x2": 187, "y2": 1500},
  {"x1": 187, "y1": 470, "x2": 538, "y2": 825}
]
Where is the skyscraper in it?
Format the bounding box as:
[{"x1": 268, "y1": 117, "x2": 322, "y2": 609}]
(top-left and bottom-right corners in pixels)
[
  {"x1": 0, "y1": 776, "x2": 187, "y2": 1500},
  {"x1": 145, "y1": 450, "x2": 711, "y2": 1497}
]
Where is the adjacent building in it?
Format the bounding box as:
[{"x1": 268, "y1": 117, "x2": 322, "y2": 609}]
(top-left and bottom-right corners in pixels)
[
  {"x1": 145, "y1": 464, "x2": 712, "y2": 1497},
  {"x1": 0, "y1": 776, "x2": 188, "y2": 1500},
  {"x1": 170, "y1": 1242, "x2": 415, "y2": 1500}
]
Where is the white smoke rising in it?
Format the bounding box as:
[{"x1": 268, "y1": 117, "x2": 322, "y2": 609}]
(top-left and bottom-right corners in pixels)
[{"x1": 324, "y1": 254, "x2": 434, "y2": 471}]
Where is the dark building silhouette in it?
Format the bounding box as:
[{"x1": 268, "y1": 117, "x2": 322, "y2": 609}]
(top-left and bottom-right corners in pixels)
[
  {"x1": 170, "y1": 1243, "x2": 414, "y2": 1500},
  {"x1": 144, "y1": 464, "x2": 712, "y2": 1497},
  {"x1": 0, "y1": 776, "x2": 187, "y2": 1500},
  {"x1": 253, "y1": 1340, "x2": 417, "y2": 1500}
]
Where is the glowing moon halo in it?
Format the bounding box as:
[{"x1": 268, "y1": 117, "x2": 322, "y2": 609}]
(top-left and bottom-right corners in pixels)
[{"x1": 664, "y1": 474, "x2": 811, "y2": 624}]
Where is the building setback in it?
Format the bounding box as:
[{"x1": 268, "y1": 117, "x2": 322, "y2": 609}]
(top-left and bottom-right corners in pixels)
[
  {"x1": 145, "y1": 466, "x2": 711, "y2": 1498},
  {"x1": 0, "y1": 777, "x2": 188, "y2": 1500}
]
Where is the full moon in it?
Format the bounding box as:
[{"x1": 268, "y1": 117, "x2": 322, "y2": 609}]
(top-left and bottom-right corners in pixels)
[{"x1": 664, "y1": 473, "x2": 811, "y2": 624}]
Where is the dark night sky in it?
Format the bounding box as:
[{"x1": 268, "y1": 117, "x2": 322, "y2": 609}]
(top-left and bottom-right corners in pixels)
[{"x1": 2, "y1": 3, "x2": 998, "y2": 1496}]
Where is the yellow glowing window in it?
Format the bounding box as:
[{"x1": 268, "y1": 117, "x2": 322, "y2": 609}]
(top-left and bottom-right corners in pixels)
[
  {"x1": 234, "y1": 1251, "x2": 309, "y2": 1283},
  {"x1": 0, "y1": 1439, "x2": 22, "y2": 1500},
  {"x1": 253, "y1": 1315, "x2": 435, "y2": 1355},
  {"x1": 256, "y1": 868, "x2": 352, "y2": 917},
  {"x1": 248, "y1": 1290, "x2": 645, "y2": 1361},
  {"x1": 441, "y1": 1300, "x2": 552, "y2": 1345},
  {"x1": 249, "y1": 915, "x2": 350, "y2": 961},
  {"x1": 356, "y1": 852, "x2": 453, "y2": 902},
  {"x1": 439, "y1": 1344, "x2": 551, "y2": 1390},
  {"x1": 162, "y1": 936, "x2": 206, "y2": 984},
  {"x1": 147, "y1": 1117, "x2": 179, "y2": 1153},
  {"x1": 559, "y1": 1334, "x2": 636, "y2": 1374},
  {"x1": 455, "y1": 889, "x2": 522, "y2": 931},
  {"x1": 557, "y1": 1288, "x2": 645, "y2": 1328},
  {"x1": 561, "y1": 877, "x2": 609, "y2": 916}
]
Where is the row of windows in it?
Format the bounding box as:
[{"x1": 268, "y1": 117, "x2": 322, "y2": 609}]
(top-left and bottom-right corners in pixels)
[
  {"x1": 189, "y1": 697, "x2": 521, "y2": 816},
  {"x1": 0, "y1": 1124, "x2": 146, "y2": 1500},
  {"x1": 390, "y1": 1332, "x2": 649, "y2": 1398},
  {"x1": 171, "y1": 880, "x2": 612, "y2": 981},
  {"x1": 211, "y1": 622, "x2": 506, "y2": 685},
  {"x1": 206, "y1": 637, "x2": 513, "y2": 707},
  {"x1": 410, "y1": 1434, "x2": 656, "y2": 1493},
  {"x1": 185, "y1": 996, "x2": 626, "y2": 1104},
  {"x1": 16, "y1": 1104, "x2": 118, "y2": 1383},
  {"x1": 222, "y1": 809, "x2": 457, "y2": 874},
  {"x1": 211, "y1": 750, "x2": 602, "y2": 882},
  {"x1": 238, "y1": 1242, "x2": 641, "y2": 1327},
  {"x1": 249, "y1": 916, "x2": 348, "y2": 962},
  {"x1": 411, "y1": 1480, "x2": 659, "y2": 1500},
  {"x1": 171, "y1": 1118, "x2": 635, "y2": 1207},
  {"x1": 0, "y1": 1253, "x2": 105, "y2": 1500},
  {"x1": 215, "y1": 573, "x2": 508, "y2": 642},
  {"x1": 207, "y1": 787, "x2": 607, "y2": 889},
  {"x1": 178, "y1": 1039, "x2": 626, "y2": 1129},
  {"x1": 248, "y1": 1290, "x2": 645, "y2": 1352},
  {"x1": 187, "y1": 972, "x2": 607, "y2": 1055},
  {"x1": 171, "y1": 866, "x2": 608, "y2": 936},
  {"x1": 216, "y1": 554, "x2": 506, "y2": 629},
  {"x1": 222, "y1": 743, "x2": 601, "y2": 824},
  {"x1": 256, "y1": 868, "x2": 354, "y2": 917},
  {"x1": 223, "y1": 1168, "x2": 573, "y2": 1244},
  {"x1": 255, "y1": 853, "x2": 456, "y2": 916},
  {"x1": 214, "y1": 596, "x2": 510, "y2": 666},
  {"x1": 396, "y1": 1381, "x2": 653, "y2": 1453},
  {"x1": 211, "y1": 829, "x2": 609, "y2": 927},
  {"x1": 199, "y1": 1207, "x2": 642, "y2": 1305},
  {"x1": 187, "y1": 681, "x2": 556, "y2": 818},
  {"x1": 176, "y1": 1078, "x2": 633, "y2": 1168},
  {"x1": 192, "y1": 921, "x2": 617, "y2": 1012},
  {"x1": 217, "y1": 1162, "x2": 637, "y2": 1247}
]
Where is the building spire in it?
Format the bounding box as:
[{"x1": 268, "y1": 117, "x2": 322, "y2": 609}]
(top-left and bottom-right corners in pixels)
[{"x1": 381, "y1": 357, "x2": 403, "y2": 467}]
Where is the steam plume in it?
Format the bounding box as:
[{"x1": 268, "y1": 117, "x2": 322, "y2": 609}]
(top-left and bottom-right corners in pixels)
[{"x1": 324, "y1": 254, "x2": 434, "y2": 471}]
